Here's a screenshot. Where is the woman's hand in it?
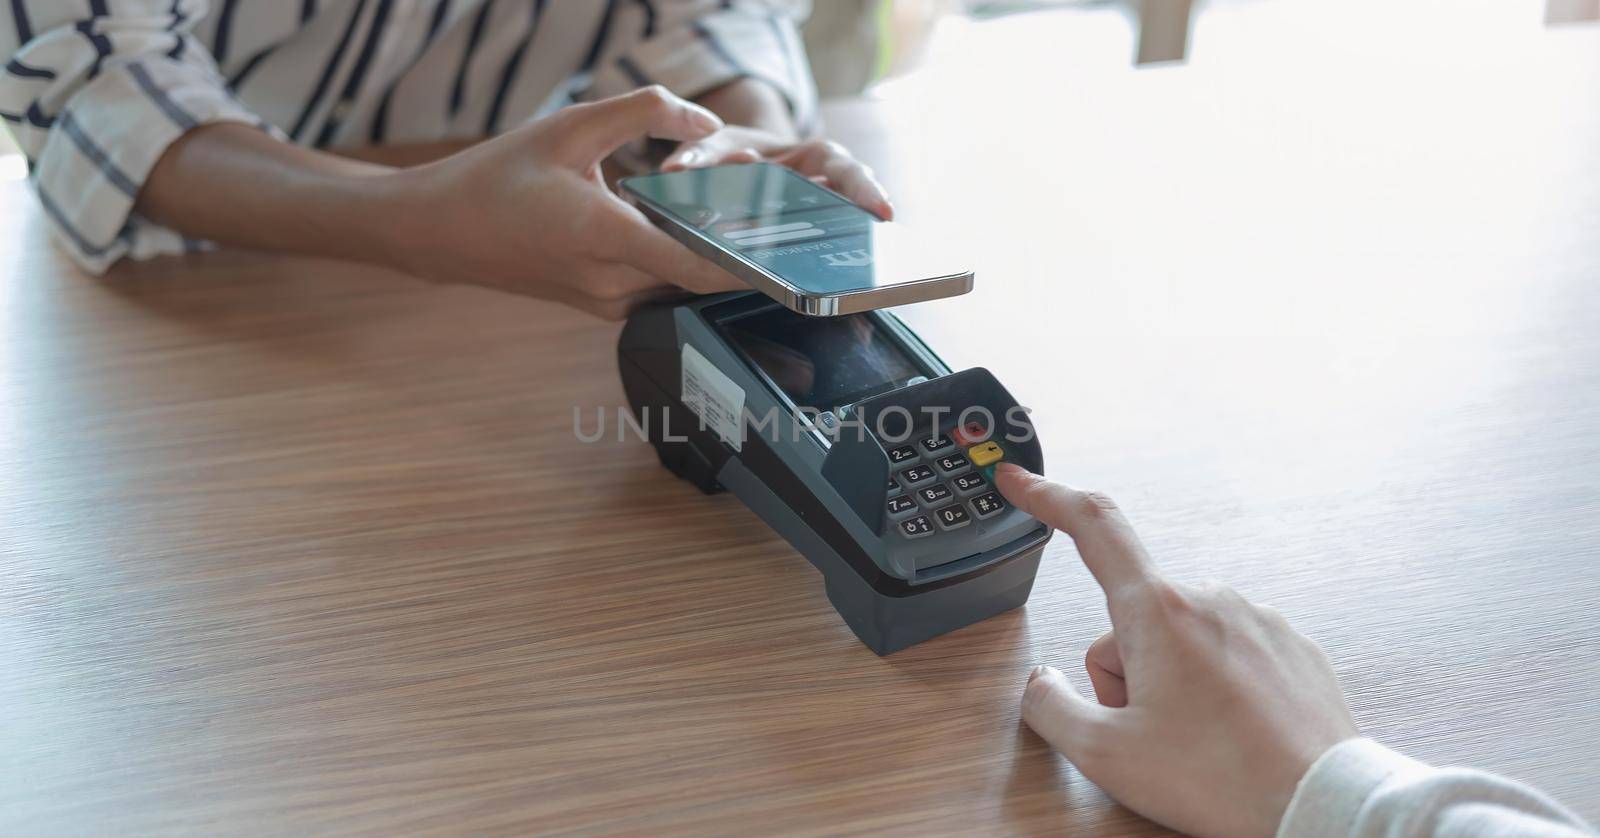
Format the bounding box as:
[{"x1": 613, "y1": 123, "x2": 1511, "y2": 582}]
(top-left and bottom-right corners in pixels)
[
  {"x1": 383, "y1": 86, "x2": 747, "y2": 320},
  {"x1": 995, "y1": 463, "x2": 1359, "y2": 838},
  {"x1": 662, "y1": 125, "x2": 894, "y2": 221}
]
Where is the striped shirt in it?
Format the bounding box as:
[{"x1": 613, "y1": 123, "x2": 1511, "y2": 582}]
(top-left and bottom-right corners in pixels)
[{"x1": 1, "y1": 0, "x2": 817, "y2": 274}]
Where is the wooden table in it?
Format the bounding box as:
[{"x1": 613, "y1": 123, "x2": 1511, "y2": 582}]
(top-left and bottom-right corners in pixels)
[{"x1": 4, "y1": 2, "x2": 1598, "y2": 834}]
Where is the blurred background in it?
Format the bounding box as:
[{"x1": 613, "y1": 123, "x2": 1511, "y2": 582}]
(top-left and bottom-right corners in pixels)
[
  {"x1": 3, "y1": 0, "x2": 1595, "y2": 175},
  {"x1": 805, "y1": 0, "x2": 1600, "y2": 95}
]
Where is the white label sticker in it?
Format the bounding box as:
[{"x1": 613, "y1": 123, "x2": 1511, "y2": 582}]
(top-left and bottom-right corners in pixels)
[{"x1": 681, "y1": 343, "x2": 745, "y2": 452}]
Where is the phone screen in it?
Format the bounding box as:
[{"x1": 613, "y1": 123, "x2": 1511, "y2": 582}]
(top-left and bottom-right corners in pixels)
[{"x1": 622, "y1": 163, "x2": 967, "y2": 298}]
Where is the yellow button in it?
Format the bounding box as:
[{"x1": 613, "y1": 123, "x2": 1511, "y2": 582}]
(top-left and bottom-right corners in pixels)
[{"x1": 968, "y1": 441, "x2": 1004, "y2": 468}]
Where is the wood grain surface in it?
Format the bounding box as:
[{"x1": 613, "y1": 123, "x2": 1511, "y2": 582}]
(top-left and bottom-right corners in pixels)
[{"x1": 3, "y1": 2, "x2": 1598, "y2": 834}]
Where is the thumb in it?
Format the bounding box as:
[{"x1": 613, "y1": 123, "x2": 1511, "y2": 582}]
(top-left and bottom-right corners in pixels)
[
  {"x1": 559, "y1": 85, "x2": 722, "y2": 168},
  {"x1": 1023, "y1": 665, "x2": 1120, "y2": 770}
]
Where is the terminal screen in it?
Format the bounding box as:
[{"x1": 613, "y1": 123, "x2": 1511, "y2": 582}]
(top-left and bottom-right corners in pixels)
[{"x1": 722, "y1": 306, "x2": 923, "y2": 411}]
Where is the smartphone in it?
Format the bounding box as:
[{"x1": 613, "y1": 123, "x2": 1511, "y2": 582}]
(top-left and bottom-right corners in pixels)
[{"x1": 619, "y1": 162, "x2": 973, "y2": 316}]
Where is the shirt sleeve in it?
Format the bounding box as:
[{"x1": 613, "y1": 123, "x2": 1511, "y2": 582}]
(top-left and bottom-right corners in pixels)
[
  {"x1": 1, "y1": 0, "x2": 274, "y2": 274},
  {"x1": 580, "y1": 0, "x2": 819, "y2": 135},
  {"x1": 1278, "y1": 738, "x2": 1595, "y2": 838}
]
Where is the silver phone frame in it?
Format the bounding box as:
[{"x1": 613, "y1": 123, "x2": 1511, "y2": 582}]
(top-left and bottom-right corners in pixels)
[{"x1": 619, "y1": 166, "x2": 974, "y2": 317}]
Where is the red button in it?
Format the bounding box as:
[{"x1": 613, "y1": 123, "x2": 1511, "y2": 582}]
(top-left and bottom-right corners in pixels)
[{"x1": 952, "y1": 420, "x2": 989, "y2": 447}]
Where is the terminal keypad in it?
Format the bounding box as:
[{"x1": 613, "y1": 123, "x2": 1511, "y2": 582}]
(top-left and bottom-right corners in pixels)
[{"x1": 882, "y1": 423, "x2": 1014, "y2": 540}]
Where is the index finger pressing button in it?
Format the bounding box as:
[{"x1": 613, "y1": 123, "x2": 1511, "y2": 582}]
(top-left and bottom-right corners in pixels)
[{"x1": 997, "y1": 469, "x2": 1162, "y2": 599}]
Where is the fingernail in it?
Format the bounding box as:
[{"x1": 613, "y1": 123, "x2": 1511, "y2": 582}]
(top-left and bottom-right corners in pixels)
[
  {"x1": 996, "y1": 462, "x2": 1026, "y2": 477},
  {"x1": 1028, "y1": 665, "x2": 1047, "y2": 682}
]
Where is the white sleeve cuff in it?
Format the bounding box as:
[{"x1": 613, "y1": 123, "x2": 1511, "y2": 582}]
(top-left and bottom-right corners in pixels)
[
  {"x1": 1277, "y1": 738, "x2": 1429, "y2": 838},
  {"x1": 1278, "y1": 737, "x2": 1594, "y2": 838}
]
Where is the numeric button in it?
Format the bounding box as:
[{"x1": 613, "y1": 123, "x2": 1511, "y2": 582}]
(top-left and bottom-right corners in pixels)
[
  {"x1": 934, "y1": 504, "x2": 971, "y2": 530},
  {"x1": 897, "y1": 464, "x2": 936, "y2": 487},
  {"x1": 952, "y1": 472, "x2": 988, "y2": 495},
  {"x1": 917, "y1": 483, "x2": 953, "y2": 505},
  {"x1": 918, "y1": 433, "x2": 953, "y2": 454},
  {"x1": 887, "y1": 444, "x2": 918, "y2": 465},
  {"x1": 934, "y1": 453, "x2": 969, "y2": 474},
  {"x1": 887, "y1": 495, "x2": 917, "y2": 517}
]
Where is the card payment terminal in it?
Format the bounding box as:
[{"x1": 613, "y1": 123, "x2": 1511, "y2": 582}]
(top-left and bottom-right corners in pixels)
[{"x1": 617, "y1": 292, "x2": 1051, "y2": 655}]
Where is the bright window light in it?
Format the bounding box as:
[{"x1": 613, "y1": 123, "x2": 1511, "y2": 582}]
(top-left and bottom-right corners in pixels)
[{"x1": 0, "y1": 154, "x2": 27, "y2": 181}]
